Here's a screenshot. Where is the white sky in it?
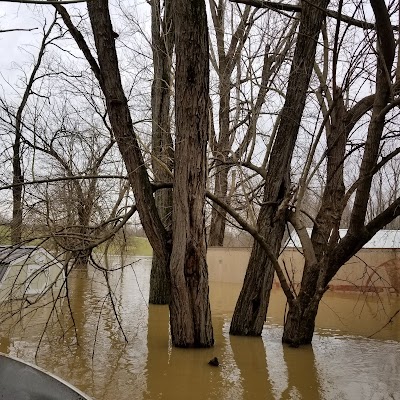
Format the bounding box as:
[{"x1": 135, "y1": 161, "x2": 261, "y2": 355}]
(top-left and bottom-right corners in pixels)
[{"x1": 1, "y1": 5, "x2": 49, "y2": 79}]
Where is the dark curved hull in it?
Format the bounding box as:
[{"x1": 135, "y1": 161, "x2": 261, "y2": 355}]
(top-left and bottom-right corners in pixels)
[{"x1": 0, "y1": 353, "x2": 92, "y2": 400}]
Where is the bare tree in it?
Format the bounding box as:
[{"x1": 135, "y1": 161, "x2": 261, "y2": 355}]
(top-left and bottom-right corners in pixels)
[
  {"x1": 207, "y1": 2, "x2": 298, "y2": 246},
  {"x1": 0, "y1": 13, "x2": 59, "y2": 244},
  {"x1": 52, "y1": 0, "x2": 214, "y2": 347},
  {"x1": 211, "y1": 0, "x2": 400, "y2": 346},
  {"x1": 230, "y1": 0, "x2": 329, "y2": 336},
  {"x1": 208, "y1": 2, "x2": 254, "y2": 246}
]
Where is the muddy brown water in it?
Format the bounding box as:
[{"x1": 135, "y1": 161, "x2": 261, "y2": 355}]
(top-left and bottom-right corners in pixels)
[{"x1": 0, "y1": 256, "x2": 399, "y2": 400}]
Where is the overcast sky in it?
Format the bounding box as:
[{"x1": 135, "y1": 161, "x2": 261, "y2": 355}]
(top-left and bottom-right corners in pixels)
[{"x1": 1, "y1": 5, "x2": 48, "y2": 78}]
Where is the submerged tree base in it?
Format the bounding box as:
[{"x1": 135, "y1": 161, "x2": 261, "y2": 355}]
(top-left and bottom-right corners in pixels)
[{"x1": 282, "y1": 299, "x2": 319, "y2": 347}]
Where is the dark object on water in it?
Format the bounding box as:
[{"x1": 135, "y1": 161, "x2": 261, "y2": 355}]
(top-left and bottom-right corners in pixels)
[
  {"x1": 208, "y1": 357, "x2": 219, "y2": 367},
  {"x1": 0, "y1": 352, "x2": 92, "y2": 400}
]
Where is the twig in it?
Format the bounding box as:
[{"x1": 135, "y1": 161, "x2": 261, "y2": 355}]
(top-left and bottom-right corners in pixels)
[
  {"x1": 367, "y1": 308, "x2": 400, "y2": 338},
  {"x1": 0, "y1": 27, "x2": 38, "y2": 33}
]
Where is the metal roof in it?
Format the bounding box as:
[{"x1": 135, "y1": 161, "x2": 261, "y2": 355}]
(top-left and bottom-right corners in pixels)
[
  {"x1": 0, "y1": 246, "x2": 37, "y2": 264},
  {"x1": 285, "y1": 229, "x2": 400, "y2": 249}
]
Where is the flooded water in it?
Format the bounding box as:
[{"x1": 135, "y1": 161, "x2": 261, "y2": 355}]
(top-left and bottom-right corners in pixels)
[{"x1": 0, "y1": 256, "x2": 399, "y2": 400}]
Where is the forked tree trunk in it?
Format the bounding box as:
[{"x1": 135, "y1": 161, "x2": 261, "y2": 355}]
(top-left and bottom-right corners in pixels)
[
  {"x1": 169, "y1": 0, "x2": 214, "y2": 347},
  {"x1": 230, "y1": 0, "x2": 329, "y2": 336},
  {"x1": 282, "y1": 91, "x2": 348, "y2": 345},
  {"x1": 282, "y1": 290, "x2": 322, "y2": 346},
  {"x1": 283, "y1": 0, "x2": 396, "y2": 346}
]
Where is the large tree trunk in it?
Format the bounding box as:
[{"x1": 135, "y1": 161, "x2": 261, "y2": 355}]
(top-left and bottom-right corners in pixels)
[
  {"x1": 230, "y1": 210, "x2": 282, "y2": 335},
  {"x1": 149, "y1": 0, "x2": 174, "y2": 304},
  {"x1": 230, "y1": 0, "x2": 329, "y2": 336},
  {"x1": 282, "y1": 268, "x2": 324, "y2": 346},
  {"x1": 169, "y1": 0, "x2": 214, "y2": 347}
]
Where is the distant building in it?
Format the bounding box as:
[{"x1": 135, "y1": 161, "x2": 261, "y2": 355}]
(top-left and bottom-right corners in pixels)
[
  {"x1": 0, "y1": 246, "x2": 65, "y2": 302},
  {"x1": 207, "y1": 230, "x2": 400, "y2": 293},
  {"x1": 281, "y1": 229, "x2": 400, "y2": 293}
]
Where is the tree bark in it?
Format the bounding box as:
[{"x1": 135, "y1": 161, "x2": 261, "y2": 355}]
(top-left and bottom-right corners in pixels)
[
  {"x1": 282, "y1": 300, "x2": 319, "y2": 346},
  {"x1": 169, "y1": 0, "x2": 214, "y2": 347},
  {"x1": 282, "y1": 260, "x2": 326, "y2": 346},
  {"x1": 311, "y1": 89, "x2": 347, "y2": 261},
  {"x1": 230, "y1": 0, "x2": 329, "y2": 336},
  {"x1": 149, "y1": 0, "x2": 174, "y2": 304},
  {"x1": 209, "y1": 165, "x2": 229, "y2": 246},
  {"x1": 229, "y1": 216, "x2": 279, "y2": 335}
]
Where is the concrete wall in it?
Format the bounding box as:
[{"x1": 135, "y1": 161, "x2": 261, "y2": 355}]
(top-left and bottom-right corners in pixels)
[
  {"x1": 279, "y1": 248, "x2": 400, "y2": 293},
  {"x1": 207, "y1": 246, "x2": 400, "y2": 293}
]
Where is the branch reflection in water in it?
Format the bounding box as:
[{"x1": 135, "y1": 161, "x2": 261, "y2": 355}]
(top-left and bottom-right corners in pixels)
[{"x1": 0, "y1": 256, "x2": 398, "y2": 400}]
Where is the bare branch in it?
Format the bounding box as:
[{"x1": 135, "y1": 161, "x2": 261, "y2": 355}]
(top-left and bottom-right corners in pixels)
[
  {"x1": 0, "y1": 27, "x2": 38, "y2": 33},
  {"x1": 229, "y1": 0, "x2": 400, "y2": 31},
  {"x1": 0, "y1": 175, "x2": 127, "y2": 191},
  {"x1": 0, "y1": 0, "x2": 86, "y2": 4}
]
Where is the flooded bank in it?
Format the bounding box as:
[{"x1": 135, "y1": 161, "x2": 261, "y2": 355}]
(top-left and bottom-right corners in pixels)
[{"x1": 0, "y1": 257, "x2": 399, "y2": 400}]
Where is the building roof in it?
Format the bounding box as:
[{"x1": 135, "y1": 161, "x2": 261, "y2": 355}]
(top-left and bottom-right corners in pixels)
[
  {"x1": 285, "y1": 229, "x2": 400, "y2": 249},
  {"x1": 0, "y1": 246, "x2": 37, "y2": 264}
]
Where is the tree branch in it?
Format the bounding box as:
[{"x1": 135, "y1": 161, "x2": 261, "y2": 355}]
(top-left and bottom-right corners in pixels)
[
  {"x1": 1, "y1": 0, "x2": 86, "y2": 3},
  {"x1": 229, "y1": 0, "x2": 400, "y2": 31},
  {"x1": 0, "y1": 27, "x2": 38, "y2": 33},
  {"x1": 0, "y1": 175, "x2": 127, "y2": 191},
  {"x1": 206, "y1": 191, "x2": 295, "y2": 301}
]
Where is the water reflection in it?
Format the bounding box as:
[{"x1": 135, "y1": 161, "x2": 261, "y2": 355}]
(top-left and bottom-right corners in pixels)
[
  {"x1": 281, "y1": 344, "x2": 321, "y2": 399},
  {"x1": 230, "y1": 334, "x2": 272, "y2": 400},
  {"x1": 144, "y1": 305, "x2": 170, "y2": 400},
  {"x1": 0, "y1": 256, "x2": 399, "y2": 400}
]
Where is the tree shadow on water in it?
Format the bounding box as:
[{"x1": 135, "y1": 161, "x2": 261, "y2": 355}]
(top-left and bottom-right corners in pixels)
[
  {"x1": 230, "y1": 334, "x2": 273, "y2": 400},
  {"x1": 281, "y1": 344, "x2": 321, "y2": 399}
]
